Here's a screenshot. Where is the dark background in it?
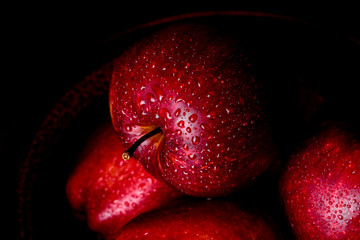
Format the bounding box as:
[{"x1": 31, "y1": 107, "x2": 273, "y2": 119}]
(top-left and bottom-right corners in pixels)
[{"x1": 2, "y1": 2, "x2": 359, "y2": 239}]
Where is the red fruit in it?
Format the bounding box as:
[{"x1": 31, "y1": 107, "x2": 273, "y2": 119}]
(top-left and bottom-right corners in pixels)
[
  {"x1": 115, "y1": 199, "x2": 279, "y2": 240},
  {"x1": 66, "y1": 122, "x2": 182, "y2": 239},
  {"x1": 280, "y1": 124, "x2": 360, "y2": 239},
  {"x1": 109, "y1": 23, "x2": 277, "y2": 197}
]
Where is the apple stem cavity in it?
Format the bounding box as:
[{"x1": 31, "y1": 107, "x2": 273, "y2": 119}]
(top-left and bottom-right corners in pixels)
[{"x1": 122, "y1": 127, "x2": 162, "y2": 160}]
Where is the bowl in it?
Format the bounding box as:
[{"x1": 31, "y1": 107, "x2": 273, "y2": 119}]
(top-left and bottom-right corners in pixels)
[{"x1": 16, "y1": 11, "x2": 359, "y2": 239}]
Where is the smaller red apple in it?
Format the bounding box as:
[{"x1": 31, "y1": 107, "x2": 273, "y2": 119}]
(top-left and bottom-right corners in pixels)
[
  {"x1": 66, "y1": 121, "x2": 183, "y2": 239},
  {"x1": 280, "y1": 123, "x2": 360, "y2": 239},
  {"x1": 115, "y1": 199, "x2": 279, "y2": 240}
]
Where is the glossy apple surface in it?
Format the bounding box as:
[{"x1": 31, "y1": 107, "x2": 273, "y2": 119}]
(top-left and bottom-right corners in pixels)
[
  {"x1": 109, "y1": 23, "x2": 277, "y2": 197},
  {"x1": 115, "y1": 199, "x2": 279, "y2": 240},
  {"x1": 280, "y1": 125, "x2": 360, "y2": 239},
  {"x1": 66, "y1": 122, "x2": 182, "y2": 239}
]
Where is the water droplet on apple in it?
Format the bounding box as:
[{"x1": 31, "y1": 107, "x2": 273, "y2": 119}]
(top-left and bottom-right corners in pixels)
[
  {"x1": 175, "y1": 108, "x2": 181, "y2": 117},
  {"x1": 225, "y1": 107, "x2": 234, "y2": 114},
  {"x1": 192, "y1": 136, "x2": 200, "y2": 145},
  {"x1": 137, "y1": 97, "x2": 146, "y2": 106},
  {"x1": 207, "y1": 91, "x2": 215, "y2": 98},
  {"x1": 177, "y1": 120, "x2": 185, "y2": 128},
  {"x1": 189, "y1": 153, "x2": 197, "y2": 160},
  {"x1": 189, "y1": 114, "x2": 198, "y2": 123},
  {"x1": 175, "y1": 96, "x2": 185, "y2": 103},
  {"x1": 338, "y1": 215, "x2": 343, "y2": 220},
  {"x1": 125, "y1": 125, "x2": 132, "y2": 132},
  {"x1": 146, "y1": 93, "x2": 156, "y2": 102},
  {"x1": 183, "y1": 144, "x2": 189, "y2": 150},
  {"x1": 206, "y1": 111, "x2": 216, "y2": 119},
  {"x1": 151, "y1": 84, "x2": 165, "y2": 101},
  {"x1": 200, "y1": 123, "x2": 209, "y2": 131},
  {"x1": 176, "y1": 130, "x2": 182, "y2": 136},
  {"x1": 186, "y1": 127, "x2": 192, "y2": 133},
  {"x1": 160, "y1": 108, "x2": 172, "y2": 120}
]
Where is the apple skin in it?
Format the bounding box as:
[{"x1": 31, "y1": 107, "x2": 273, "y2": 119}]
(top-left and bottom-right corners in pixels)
[
  {"x1": 66, "y1": 122, "x2": 183, "y2": 239},
  {"x1": 115, "y1": 199, "x2": 279, "y2": 240},
  {"x1": 109, "y1": 23, "x2": 277, "y2": 197},
  {"x1": 280, "y1": 124, "x2": 360, "y2": 239}
]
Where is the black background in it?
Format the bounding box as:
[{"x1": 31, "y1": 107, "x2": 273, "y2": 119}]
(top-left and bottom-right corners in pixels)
[{"x1": 3, "y1": 2, "x2": 359, "y2": 239}]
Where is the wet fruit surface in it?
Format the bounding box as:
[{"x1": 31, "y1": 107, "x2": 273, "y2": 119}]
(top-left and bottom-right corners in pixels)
[
  {"x1": 110, "y1": 23, "x2": 277, "y2": 197},
  {"x1": 116, "y1": 199, "x2": 279, "y2": 240},
  {"x1": 280, "y1": 126, "x2": 360, "y2": 239},
  {"x1": 66, "y1": 122, "x2": 182, "y2": 239}
]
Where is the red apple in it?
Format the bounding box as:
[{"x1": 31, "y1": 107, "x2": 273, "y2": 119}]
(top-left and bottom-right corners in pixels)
[
  {"x1": 115, "y1": 199, "x2": 279, "y2": 240},
  {"x1": 280, "y1": 124, "x2": 360, "y2": 239},
  {"x1": 109, "y1": 23, "x2": 277, "y2": 197},
  {"x1": 66, "y1": 122, "x2": 183, "y2": 239}
]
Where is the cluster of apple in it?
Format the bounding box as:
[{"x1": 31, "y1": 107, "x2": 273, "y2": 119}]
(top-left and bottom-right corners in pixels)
[{"x1": 66, "y1": 23, "x2": 360, "y2": 239}]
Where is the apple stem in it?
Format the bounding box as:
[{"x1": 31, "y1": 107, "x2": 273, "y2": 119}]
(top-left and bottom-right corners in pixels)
[{"x1": 122, "y1": 127, "x2": 162, "y2": 160}]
